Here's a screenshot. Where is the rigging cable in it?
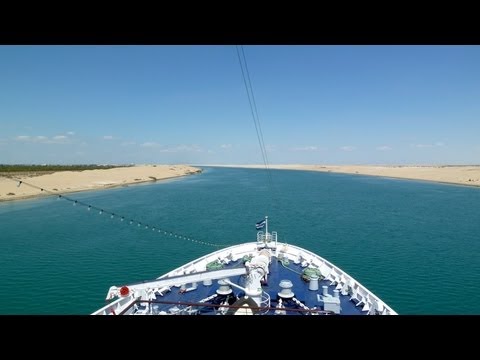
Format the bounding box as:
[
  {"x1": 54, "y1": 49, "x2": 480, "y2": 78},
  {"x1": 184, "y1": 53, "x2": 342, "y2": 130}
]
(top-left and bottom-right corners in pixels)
[{"x1": 236, "y1": 45, "x2": 278, "y2": 207}]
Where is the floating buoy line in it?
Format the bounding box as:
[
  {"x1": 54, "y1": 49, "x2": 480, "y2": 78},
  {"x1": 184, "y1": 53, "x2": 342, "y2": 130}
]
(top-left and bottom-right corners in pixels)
[{"x1": 6, "y1": 177, "x2": 228, "y2": 248}]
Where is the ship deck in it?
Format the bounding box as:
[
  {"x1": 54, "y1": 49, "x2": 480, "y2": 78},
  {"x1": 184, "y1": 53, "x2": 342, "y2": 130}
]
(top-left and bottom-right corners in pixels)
[{"x1": 132, "y1": 256, "x2": 366, "y2": 315}]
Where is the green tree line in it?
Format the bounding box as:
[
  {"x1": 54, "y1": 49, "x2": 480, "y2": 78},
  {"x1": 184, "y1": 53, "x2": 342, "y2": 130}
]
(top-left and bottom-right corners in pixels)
[{"x1": 0, "y1": 164, "x2": 133, "y2": 173}]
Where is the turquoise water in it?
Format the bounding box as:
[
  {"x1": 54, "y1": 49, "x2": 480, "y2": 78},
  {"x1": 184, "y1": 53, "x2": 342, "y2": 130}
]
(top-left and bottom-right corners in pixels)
[{"x1": 1, "y1": 167, "x2": 479, "y2": 314}]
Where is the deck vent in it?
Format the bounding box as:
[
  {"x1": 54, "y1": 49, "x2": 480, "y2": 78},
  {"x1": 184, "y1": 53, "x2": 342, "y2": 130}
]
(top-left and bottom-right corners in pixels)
[
  {"x1": 333, "y1": 289, "x2": 340, "y2": 298},
  {"x1": 322, "y1": 285, "x2": 328, "y2": 296},
  {"x1": 278, "y1": 279, "x2": 295, "y2": 299},
  {"x1": 216, "y1": 279, "x2": 233, "y2": 295},
  {"x1": 203, "y1": 278, "x2": 213, "y2": 286}
]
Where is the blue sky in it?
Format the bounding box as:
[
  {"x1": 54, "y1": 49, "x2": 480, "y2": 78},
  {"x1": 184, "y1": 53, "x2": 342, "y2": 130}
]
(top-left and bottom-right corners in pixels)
[{"x1": 1, "y1": 45, "x2": 479, "y2": 165}]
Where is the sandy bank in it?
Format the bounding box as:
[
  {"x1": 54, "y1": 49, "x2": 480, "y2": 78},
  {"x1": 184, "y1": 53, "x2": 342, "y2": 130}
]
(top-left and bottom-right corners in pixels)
[
  {"x1": 207, "y1": 164, "x2": 480, "y2": 188},
  {"x1": 0, "y1": 165, "x2": 202, "y2": 202}
]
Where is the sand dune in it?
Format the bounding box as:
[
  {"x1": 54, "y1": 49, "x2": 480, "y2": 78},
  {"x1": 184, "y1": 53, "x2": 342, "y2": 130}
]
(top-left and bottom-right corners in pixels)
[
  {"x1": 210, "y1": 164, "x2": 480, "y2": 187},
  {"x1": 0, "y1": 165, "x2": 201, "y2": 202}
]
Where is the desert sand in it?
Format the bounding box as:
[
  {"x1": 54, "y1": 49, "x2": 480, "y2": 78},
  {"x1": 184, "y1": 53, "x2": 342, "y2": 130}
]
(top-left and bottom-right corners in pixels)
[
  {"x1": 210, "y1": 164, "x2": 480, "y2": 188},
  {"x1": 0, "y1": 165, "x2": 201, "y2": 202},
  {"x1": 4, "y1": 164, "x2": 479, "y2": 202}
]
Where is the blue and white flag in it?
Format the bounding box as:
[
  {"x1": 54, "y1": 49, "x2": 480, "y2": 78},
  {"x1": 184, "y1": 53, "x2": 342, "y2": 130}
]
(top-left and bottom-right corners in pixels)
[{"x1": 255, "y1": 219, "x2": 266, "y2": 230}]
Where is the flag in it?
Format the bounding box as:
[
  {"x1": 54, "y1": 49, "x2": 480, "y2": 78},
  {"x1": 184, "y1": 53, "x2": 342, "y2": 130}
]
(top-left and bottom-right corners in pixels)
[{"x1": 255, "y1": 219, "x2": 266, "y2": 230}]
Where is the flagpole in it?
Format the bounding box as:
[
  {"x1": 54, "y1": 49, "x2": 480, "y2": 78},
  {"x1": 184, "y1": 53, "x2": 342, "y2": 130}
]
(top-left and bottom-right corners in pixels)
[{"x1": 265, "y1": 215, "x2": 268, "y2": 237}]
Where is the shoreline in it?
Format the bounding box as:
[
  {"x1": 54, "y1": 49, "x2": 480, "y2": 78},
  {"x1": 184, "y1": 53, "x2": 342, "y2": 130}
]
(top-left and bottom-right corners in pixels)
[
  {"x1": 203, "y1": 164, "x2": 480, "y2": 188},
  {"x1": 0, "y1": 165, "x2": 202, "y2": 203},
  {"x1": 3, "y1": 163, "x2": 479, "y2": 203}
]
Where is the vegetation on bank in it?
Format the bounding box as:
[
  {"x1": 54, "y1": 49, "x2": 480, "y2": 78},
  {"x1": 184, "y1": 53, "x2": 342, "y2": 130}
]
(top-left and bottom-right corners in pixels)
[{"x1": 0, "y1": 164, "x2": 133, "y2": 175}]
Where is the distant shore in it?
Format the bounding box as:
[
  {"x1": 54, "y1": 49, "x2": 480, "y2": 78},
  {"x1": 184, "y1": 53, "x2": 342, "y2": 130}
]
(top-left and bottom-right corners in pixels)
[
  {"x1": 207, "y1": 164, "x2": 480, "y2": 188},
  {"x1": 4, "y1": 164, "x2": 478, "y2": 203},
  {"x1": 0, "y1": 165, "x2": 202, "y2": 202}
]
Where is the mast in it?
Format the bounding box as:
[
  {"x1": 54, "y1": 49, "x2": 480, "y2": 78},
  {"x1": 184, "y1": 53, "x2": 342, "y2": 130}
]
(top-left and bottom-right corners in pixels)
[{"x1": 265, "y1": 215, "x2": 268, "y2": 239}]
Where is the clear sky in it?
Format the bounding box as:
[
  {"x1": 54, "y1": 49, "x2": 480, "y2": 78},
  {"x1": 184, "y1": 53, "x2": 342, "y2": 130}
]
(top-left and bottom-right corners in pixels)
[{"x1": 1, "y1": 45, "x2": 479, "y2": 165}]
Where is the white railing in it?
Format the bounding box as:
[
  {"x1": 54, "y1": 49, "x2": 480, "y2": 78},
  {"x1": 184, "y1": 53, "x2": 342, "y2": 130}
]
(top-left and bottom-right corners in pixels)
[
  {"x1": 256, "y1": 231, "x2": 277, "y2": 243},
  {"x1": 91, "y1": 295, "x2": 138, "y2": 315},
  {"x1": 277, "y1": 243, "x2": 397, "y2": 315}
]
